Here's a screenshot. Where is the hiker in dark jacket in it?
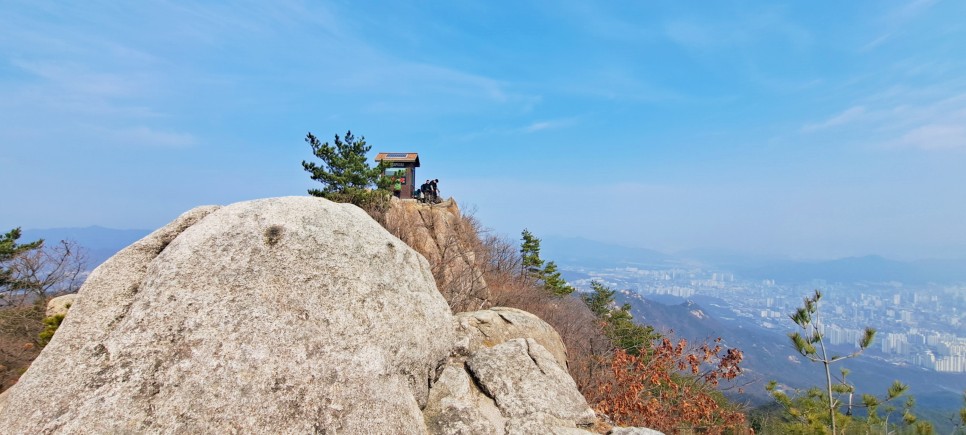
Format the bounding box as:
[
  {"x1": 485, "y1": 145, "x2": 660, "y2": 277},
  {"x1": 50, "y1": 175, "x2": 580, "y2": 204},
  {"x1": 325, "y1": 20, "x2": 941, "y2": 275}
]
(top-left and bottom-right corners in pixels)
[
  {"x1": 430, "y1": 179, "x2": 440, "y2": 203},
  {"x1": 420, "y1": 180, "x2": 431, "y2": 203}
]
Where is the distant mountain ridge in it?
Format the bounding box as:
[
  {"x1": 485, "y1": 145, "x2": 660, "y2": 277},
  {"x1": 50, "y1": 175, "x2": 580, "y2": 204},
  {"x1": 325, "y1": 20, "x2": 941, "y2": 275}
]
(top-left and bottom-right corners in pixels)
[
  {"x1": 544, "y1": 236, "x2": 966, "y2": 284},
  {"x1": 737, "y1": 255, "x2": 966, "y2": 284},
  {"x1": 541, "y1": 236, "x2": 678, "y2": 268},
  {"x1": 614, "y1": 291, "x2": 727, "y2": 342}
]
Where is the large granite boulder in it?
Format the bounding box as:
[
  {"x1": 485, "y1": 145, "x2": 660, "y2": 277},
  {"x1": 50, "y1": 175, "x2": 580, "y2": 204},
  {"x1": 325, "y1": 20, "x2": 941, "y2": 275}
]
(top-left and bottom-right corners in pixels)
[
  {"x1": 0, "y1": 197, "x2": 455, "y2": 433},
  {"x1": 0, "y1": 196, "x2": 607, "y2": 434}
]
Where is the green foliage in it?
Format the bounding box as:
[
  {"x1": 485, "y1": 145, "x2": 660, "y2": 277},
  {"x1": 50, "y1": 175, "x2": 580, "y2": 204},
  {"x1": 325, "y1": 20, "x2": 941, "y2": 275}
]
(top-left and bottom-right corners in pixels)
[
  {"x1": 788, "y1": 291, "x2": 877, "y2": 363},
  {"x1": 582, "y1": 281, "x2": 660, "y2": 355},
  {"x1": 301, "y1": 130, "x2": 391, "y2": 208},
  {"x1": 765, "y1": 383, "x2": 838, "y2": 434},
  {"x1": 518, "y1": 230, "x2": 574, "y2": 296},
  {"x1": 540, "y1": 261, "x2": 573, "y2": 296},
  {"x1": 769, "y1": 290, "x2": 930, "y2": 435},
  {"x1": 37, "y1": 313, "x2": 65, "y2": 346},
  {"x1": 583, "y1": 280, "x2": 616, "y2": 317},
  {"x1": 958, "y1": 391, "x2": 966, "y2": 432},
  {"x1": 913, "y1": 420, "x2": 937, "y2": 435},
  {"x1": 765, "y1": 382, "x2": 932, "y2": 434},
  {"x1": 0, "y1": 228, "x2": 43, "y2": 291},
  {"x1": 519, "y1": 229, "x2": 544, "y2": 274}
]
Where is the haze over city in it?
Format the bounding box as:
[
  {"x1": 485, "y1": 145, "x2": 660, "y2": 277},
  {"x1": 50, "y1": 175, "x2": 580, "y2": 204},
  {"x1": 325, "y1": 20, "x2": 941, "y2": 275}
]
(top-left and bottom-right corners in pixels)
[{"x1": 3, "y1": 1, "x2": 966, "y2": 260}]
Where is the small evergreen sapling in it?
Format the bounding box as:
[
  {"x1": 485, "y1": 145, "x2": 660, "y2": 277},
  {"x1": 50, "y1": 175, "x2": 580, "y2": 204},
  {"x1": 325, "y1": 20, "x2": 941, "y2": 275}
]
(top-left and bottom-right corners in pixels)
[{"x1": 768, "y1": 290, "x2": 928, "y2": 434}]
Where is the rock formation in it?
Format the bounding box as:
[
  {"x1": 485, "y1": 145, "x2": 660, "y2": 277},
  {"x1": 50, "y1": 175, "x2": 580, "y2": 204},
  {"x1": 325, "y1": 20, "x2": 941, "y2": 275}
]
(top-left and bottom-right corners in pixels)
[
  {"x1": 44, "y1": 293, "x2": 77, "y2": 317},
  {"x1": 425, "y1": 307, "x2": 596, "y2": 434},
  {"x1": 0, "y1": 197, "x2": 597, "y2": 434},
  {"x1": 381, "y1": 198, "x2": 490, "y2": 312},
  {"x1": 0, "y1": 197, "x2": 454, "y2": 433},
  {"x1": 454, "y1": 307, "x2": 569, "y2": 370}
]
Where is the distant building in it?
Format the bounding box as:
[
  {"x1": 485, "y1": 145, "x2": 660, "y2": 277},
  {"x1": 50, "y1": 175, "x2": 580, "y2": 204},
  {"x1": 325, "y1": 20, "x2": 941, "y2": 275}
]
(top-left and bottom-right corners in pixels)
[{"x1": 374, "y1": 152, "x2": 420, "y2": 199}]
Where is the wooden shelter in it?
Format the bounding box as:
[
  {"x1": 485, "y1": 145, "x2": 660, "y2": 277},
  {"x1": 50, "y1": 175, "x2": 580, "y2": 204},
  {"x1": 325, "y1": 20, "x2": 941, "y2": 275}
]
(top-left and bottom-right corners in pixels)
[{"x1": 374, "y1": 152, "x2": 420, "y2": 199}]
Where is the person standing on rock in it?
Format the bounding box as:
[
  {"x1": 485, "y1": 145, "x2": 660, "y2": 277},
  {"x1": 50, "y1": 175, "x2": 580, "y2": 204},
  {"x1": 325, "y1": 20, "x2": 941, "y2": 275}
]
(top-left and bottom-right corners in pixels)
[
  {"x1": 431, "y1": 179, "x2": 440, "y2": 203},
  {"x1": 420, "y1": 180, "x2": 431, "y2": 203}
]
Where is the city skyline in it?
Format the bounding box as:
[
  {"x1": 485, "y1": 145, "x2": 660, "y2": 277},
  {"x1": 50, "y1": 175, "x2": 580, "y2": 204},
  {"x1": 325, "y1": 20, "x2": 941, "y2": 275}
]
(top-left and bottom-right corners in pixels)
[{"x1": 3, "y1": 1, "x2": 966, "y2": 261}]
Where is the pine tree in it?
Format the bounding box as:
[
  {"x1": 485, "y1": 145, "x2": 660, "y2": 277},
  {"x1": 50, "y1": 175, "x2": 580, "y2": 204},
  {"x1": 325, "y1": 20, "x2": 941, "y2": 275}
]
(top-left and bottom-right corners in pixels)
[
  {"x1": 766, "y1": 290, "x2": 929, "y2": 435},
  {"x1": 518, "y1": 229, "x2": 574, "y2": 296},
  {"x1": 0, "y1": 228, "x2": 43, "y2": 291},
  {"x1": 583, "y1": 280, "x2": 617, "y2": 317},
  {"x1": 301, "y1": 130, "x2": 391, "y2": 207},
  {"x1": 581, "y1": 281, "x2": 659, "y2": 355},
  {"x1": 519, "y1": 229, "x2": 544, "y2": 276},
  {"x1": 541, "y1": 261, "x2": 574, "y2": 296}
]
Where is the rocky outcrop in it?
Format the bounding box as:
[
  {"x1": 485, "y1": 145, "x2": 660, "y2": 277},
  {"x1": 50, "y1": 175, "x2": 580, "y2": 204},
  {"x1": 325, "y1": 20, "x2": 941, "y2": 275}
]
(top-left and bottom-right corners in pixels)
[
  {"x1": 382, "y1": 198, "x2": 490, "y2": 312},
  {"x1": 0, "y1": 197, "x2": 454, "y2": 433},
  {"x1": 44, "y1": 293, "x2": 77, "y2": 317},
  {"x1": 455, "y1": 307, "x2": 569, "y2": 371},
  {"x1": 424, "y1": 362, "x2": 505, "y2": 434},
  {"x1": 425, "y1": 308, "x2": 595, "y2": 434},
  {"x1": 0, "y1": 196, "x2": 597, "y2": 434},
  {"x1": 468, "y1": 339, "x2": 596, "y2": 433}
]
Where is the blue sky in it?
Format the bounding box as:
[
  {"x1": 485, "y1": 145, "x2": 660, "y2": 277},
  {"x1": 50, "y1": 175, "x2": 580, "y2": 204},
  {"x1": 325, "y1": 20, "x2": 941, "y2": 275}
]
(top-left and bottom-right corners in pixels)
[{"x1": 2, "y1": 0, "x2": 965, "y2": 260}]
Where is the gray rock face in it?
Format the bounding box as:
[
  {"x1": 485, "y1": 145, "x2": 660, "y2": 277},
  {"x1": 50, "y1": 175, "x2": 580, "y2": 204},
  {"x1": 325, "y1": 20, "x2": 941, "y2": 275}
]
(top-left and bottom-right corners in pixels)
[
  {"x1": 468, "y1": 338, "x2": 596, "y2": 433},
  {"x1": 425, "y1": 333, "x2": 595, "y2": 435},
  {"x1": 425, "y1": 308, "x2": 595, "y2": 434},
  {"x1": 0, "y1": 197, "x2": 455, "y2": 434},
  {"x1": 455, "y1": 307, "x2": 569, "y2": 371},
  {"x1": 423, "y1": 363, "x2": 504, "y2": 435}
]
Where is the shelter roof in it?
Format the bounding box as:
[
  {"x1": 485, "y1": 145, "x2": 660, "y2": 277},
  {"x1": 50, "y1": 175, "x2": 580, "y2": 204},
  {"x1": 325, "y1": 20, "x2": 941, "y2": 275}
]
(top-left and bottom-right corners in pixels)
[{"x1": 374, "y1": 152, "x2": 420, "y2": 166}]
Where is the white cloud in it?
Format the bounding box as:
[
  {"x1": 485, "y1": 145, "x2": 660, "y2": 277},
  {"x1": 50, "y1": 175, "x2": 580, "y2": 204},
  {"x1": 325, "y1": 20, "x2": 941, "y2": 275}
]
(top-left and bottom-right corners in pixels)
[
  {"x1": 802, "y1": 106, "x2": 867, "y2": 132},
  {"x1": 896, "y1": 124, "x2": 966, "y2": 150},
  {"x1": 800, "y1": 89, "x2": 966, "y2": 152},
  {"x1": 522, "y1": 118, "x2": 577, "y2": 133}
]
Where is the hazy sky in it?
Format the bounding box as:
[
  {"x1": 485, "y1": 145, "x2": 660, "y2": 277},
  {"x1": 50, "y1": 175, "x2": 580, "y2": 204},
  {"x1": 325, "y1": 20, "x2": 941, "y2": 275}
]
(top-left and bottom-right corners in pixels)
[{"x1": 2, "y1": 1, "x2": 965, "y2": 260}]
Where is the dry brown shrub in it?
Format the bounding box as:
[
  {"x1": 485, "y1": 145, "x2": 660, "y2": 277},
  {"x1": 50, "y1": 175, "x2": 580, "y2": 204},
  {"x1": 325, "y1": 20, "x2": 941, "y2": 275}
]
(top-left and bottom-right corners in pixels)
[
  {"x1": 0, "y1": 304, "x2": 44, "y2": 392},
  {"x1": 444, "y1": 217, "x2": 618, "y2": 403},
  {"x1": 2, "y1": 239, "x2": 87, "y2": 309},
  {"x1": 596, "y1": 343, "x2": 747, "y2": 434},
  {"x1": 489, "y1": 275, "x2": 614, "y2": 404},
  {"x1": 376, "y1": 200, "x2": 748, "y2": 429},
  {"x1": 481, "y1": 228, "x2": 749, "y2": 431},
  {"x1": 378, "y1": 200, "x2": 490, "y2": 312}
]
